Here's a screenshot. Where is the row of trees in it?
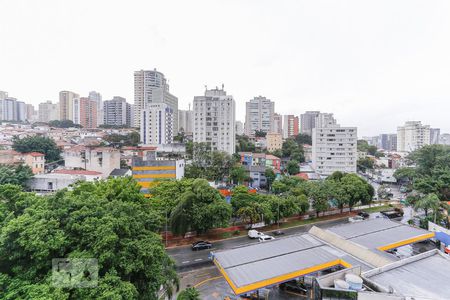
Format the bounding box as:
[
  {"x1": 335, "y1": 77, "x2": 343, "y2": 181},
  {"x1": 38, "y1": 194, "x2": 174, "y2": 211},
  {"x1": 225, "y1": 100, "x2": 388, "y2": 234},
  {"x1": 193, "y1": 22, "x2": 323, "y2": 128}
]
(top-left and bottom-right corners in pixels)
[
  {"x1": 103, "y1": 131, "x2": 140, "y2": 147},
  {"x1": 0, "y1": 177, "x2": 179, "y2": 299},
  {"x1": 12, "y1": 135, "x2": 61, "y2": 162}
]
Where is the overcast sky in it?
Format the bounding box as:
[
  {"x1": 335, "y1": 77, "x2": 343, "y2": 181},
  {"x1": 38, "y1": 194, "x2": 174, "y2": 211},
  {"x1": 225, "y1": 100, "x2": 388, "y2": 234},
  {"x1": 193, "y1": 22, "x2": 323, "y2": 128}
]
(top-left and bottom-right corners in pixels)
[{"x1": 1, "y1": 0, "x2": 450, "y2": 136}]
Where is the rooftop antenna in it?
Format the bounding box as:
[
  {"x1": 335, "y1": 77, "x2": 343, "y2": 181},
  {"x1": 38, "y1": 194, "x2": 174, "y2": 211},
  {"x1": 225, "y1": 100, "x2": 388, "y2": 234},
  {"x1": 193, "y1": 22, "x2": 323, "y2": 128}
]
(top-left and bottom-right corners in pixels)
[
  {"x1": 204, "y1": 85, "x2": 207, "y2": 91},
  {"x1": 222, "y1": 83, "x2": 224, "y2": 90},
  {"x1": 188, "y1": 103, "x2": 191, "y2": 111}
]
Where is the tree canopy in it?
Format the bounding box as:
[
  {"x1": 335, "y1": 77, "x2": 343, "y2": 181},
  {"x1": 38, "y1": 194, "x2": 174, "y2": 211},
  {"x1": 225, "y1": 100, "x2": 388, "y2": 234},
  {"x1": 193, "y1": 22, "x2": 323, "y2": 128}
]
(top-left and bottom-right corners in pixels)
[
  {"x1": 103, "y1": 132, "x2": 140, "y2": 147},
  {"x1": 12, "y1": 135, "x2": 61, "y2": 162},
  {"x1": 48, "y1": 120, "x2": 81, "y2": 128},
  {"x1": 282, "y1": 139, "x2": 304, "y2": 162},
  {"x1": 0, "y1": 165, "x2": 33, "y2": 188},
  {"x1": 0, "y1": 177, "x2": 179, "y2": 299}
]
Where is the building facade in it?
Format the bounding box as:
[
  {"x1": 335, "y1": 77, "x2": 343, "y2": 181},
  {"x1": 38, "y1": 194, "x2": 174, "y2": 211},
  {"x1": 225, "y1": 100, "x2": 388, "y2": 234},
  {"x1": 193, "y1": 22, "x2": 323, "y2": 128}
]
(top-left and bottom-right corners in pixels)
[
  {"x1": 397, "y1": 121, "x2": 431, "y2": 152},
  {"x1": 38, "y1": 101, "x2": 59, "y2": 123},
  {"x1": 379, "y1": 133, "x2": 397, "y2": 151},
  {"x1": 272, "y1": 113, "x2": 283, "y2": 134},
  {"x1": 312, "y1": 125, "x2": 358, "y2": 175},
  {"x1": 283, "y1": 115, "x2": 299, "y2": 138},
  {"x1": 244, "y1": 96, "x2": 274, "y2": 136},
  {"x1": 430, "y1": 128, "x2": 441, "y2": 145},
  {"x1": 63, "y1": 146, "x2": 120, "y2": 178},
  {"x1": 89, "y1": 91, "x2": 102, "y2": 127},
  {"x1": 266, "y1": 132, "x2": 283, "y2": 152},
  {"x1": 133, "y1": 69, "x2": 178, "y2": 132},
  {"x1": 73, "y1": 97, "x2": 97, "y2": 128},
  {"x1": 140, "y1": 103, "x2": 174, "y2": 145},
  {"x1": 178, "y1": 109, "x2": 193, "y2": 134},
  {"x1": 103, "y1": 96, "x2": 132, "y2": 127},
  {"x1": 235, "y1": 121, "x2": 244, "y2": 135},
  {"x1": 193, "y1": 87, "x2": 236, "y2": 155},
  {"x1": 315, "y1": 113, "x2": 336, "y2": 128},
  {"x1": 59, "y1": 91, "x2": 79, "y2": 121},
  {"x1": 300, "y1": 111, "x2": 320, "y2": 136}
]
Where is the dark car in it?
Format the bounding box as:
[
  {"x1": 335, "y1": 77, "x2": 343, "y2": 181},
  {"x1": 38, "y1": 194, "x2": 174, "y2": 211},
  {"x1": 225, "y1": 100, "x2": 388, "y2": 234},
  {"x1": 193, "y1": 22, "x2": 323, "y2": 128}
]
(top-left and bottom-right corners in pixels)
[
  {"x1": 358, "y1": 211, "x2": 370, "y2": 219},
  {"x1": 272, "y1": 230, "x2": 285, "y2": 236},
  {"x1": 279, "y1": 280, "x2": 307, "y2": 294},
  {"x1": 191, "y1": 241, "x2": 212, "y2": 251}
]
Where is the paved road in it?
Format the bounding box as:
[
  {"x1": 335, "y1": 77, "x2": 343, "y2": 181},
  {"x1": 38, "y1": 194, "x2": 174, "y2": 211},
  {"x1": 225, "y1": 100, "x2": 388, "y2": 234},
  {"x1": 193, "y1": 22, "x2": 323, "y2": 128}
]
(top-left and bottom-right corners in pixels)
[{"x1": 168, "y1": 217, "x2": 349, "y2": 271}]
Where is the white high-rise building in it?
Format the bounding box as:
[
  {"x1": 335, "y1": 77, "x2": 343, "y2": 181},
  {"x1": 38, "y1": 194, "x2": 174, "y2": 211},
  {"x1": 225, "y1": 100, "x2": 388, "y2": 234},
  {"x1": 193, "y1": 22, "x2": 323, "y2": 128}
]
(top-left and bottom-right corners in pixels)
[
  {"x1": 244, "y1": 96, "x2": 274, "y2": 136},
  {"x1": 89, "y1": 91, "x2": 103, "y2": 126},
  {"x1": 133, "y1": 69, "x2": 178, "y2": 133},
  {"x1": 103, "y1": 97, "x2": 132, "y2": 127},
  {"x1": 140, "y1": 103, "x2": 174, "y2": 145},
  {"x1": 38, "y1": 101, "x2": 59, "y2": 123},
  {"x1": 315, "y1": 113, "x2": 337, "y2": 128},
  {"x1": 397, "y1": 121, "x2": 431, "y2": 152},
  {"x1": 430, "y1": 128, "x2": 441, "y2": 145},
  {"x1": 312, "y1": 123, "x2": 357, "y2": 176},
  {"x1": 272, "y1": 113, "x2": 283, "y2": 134},
  {"x1": 178, "y1": 109, "x2": 193, "y2": 134},
  {"x1": 193, "y1": 86, "x2": 236, "y2": 155},
  {"x1": 0, "y1": 91, "x2": 8, "y2": 119},
  {"x1": 2, "y1": 97, "x2": 17, "y2": 121},
  {"x1": 16, "y1": 101, "x2": 26, "y2": 122},
  {"x1": 235, "y1": 121, "x2": 244, "y2": 135}
]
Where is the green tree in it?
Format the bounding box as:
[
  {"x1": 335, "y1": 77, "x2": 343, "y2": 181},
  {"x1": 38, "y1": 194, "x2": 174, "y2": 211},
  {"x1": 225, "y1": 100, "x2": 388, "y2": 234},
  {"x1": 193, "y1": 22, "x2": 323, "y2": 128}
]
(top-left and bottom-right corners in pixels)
[
  {"x1": 357, "y1": 157, "x2": 374, "y2": 172},
  {"x1": 0, "y1": 165, "x2": 34, "y2": 188},
  {"x1": 170, "y1": 179, "x2": 232, "y2": 235},
  {"x1": 12, "y1": 136, "x2": 61, "y2": 162},
  {"x1": 264, "y1": 168, "x2": 276, "y2": 191},
  {"x1": 235, "y1": 135, "x2": 256, "y2": 153},
  {"x1": 48, "y1": 119, "x2": 81, "y2": 128},
  {"x1": 282, "y1": 139, "x2": 304, "y2": 162},
  {"x1": 357, "y1": 140, "x2": 378, "y2": 156},
  {"x1": 103, "y1": 131, "x2": 140, "y2": 147},
  {"x1": 237, "y1": 202, "x2": 265, "y2": 225},
  {"x1": 309, "y1": 182, "x2": 330, "y2": 217},
  {"x1": 286, "y1": 160, "x2": 300, "y2": 175},
  {"x1": 0, "y1": 177, "x2": 179, "y2": 299},
  {"x1": 230, "y1": 165, "x2": 249, "y2": 185},
  {"x1": 254, "y1": 130, "x2": 267, "y2": 138},
  {"x1": 414, "y1": 193, "x2": 441, "y2": 217},
  {"x1": 293, "y1": 134, "x2": 312, "y2": 145},
  {"x1": 177, "y1": 287, "x2": 201, "y2": 300}
]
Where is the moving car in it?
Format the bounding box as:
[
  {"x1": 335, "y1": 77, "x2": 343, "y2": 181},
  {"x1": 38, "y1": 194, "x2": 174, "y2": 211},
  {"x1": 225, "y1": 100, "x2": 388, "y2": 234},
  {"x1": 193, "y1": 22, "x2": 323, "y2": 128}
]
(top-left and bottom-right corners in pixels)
[
  {"x1": 191, "y1": 241, "x2": 212, "y2": 251},
  {"x1": 248, "y1": 229, "x2": 264, "y2": 239},
  {"x1": 258, "y1": 235, "x2": 275, "y2": 242},
  {"x1": 348, "y1": 216, "x2": 364, "y2": 223},
  {"x1": 358, "y1": 211, "x2": 370, "y2": 219}
]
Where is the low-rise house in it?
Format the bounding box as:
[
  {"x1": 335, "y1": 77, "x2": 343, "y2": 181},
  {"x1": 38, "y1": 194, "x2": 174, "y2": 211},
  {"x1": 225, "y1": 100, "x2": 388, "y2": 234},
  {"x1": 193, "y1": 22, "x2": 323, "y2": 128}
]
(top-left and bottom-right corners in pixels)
[
  {"x1": 27, "y1": 170, "x2": 102, "y2": 193},
  {"x1": 0, "y1": 150, "x2": 45, "y2": 174}
]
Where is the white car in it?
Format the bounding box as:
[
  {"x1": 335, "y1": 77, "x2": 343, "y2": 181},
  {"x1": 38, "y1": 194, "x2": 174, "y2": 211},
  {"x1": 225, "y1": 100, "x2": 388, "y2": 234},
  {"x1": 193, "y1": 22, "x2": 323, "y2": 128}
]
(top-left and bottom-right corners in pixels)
[
  {"x1": 248, "y1": 230, "x2": 264, "y2": 239},
  {"x1": 348, "y1": 216, "x2": 364, "y2": 223},
  {"x1": 258, "y1": 235, "x2": 275, "y2": 242}
]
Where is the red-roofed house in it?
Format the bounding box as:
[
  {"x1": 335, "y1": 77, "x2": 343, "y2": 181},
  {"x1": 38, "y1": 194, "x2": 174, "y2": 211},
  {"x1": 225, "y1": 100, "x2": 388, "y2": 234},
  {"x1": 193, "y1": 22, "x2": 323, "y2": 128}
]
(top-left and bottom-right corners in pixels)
[{"x1": 0, "y1": 150, "x2": 45, "y2": 174}]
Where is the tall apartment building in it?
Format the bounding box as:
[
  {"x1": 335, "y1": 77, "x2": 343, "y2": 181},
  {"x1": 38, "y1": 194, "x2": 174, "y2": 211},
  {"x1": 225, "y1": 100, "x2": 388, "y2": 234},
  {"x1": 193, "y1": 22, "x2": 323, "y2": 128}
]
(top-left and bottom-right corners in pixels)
[
  {"x1": 312, "y1": 124, "x2": 357, "y2": 175},
  {"x1": 26, "y1": 104, "x2": 37, "y2": 122},
  {"x1": 272, "y1": 113, "x2": 283, "y2": 134},
  {"x1": 16, "y1": 101, "x2": 26, "y2": 122},
  {"x1": 244, "y1": 96, "x2": 274, "y2": 136},
  {"x1": 235, "y1": 121, "x2": 244, "y2": 135},
  {"x1": 73, "y1": 97, "x2": 97, "y2": 128},
  {"x1": 0, "y1": 96, "x2": 26, "y2": 122},
  {"x1": 0, "y1": 91, "x2": 7, "y2": 119},
  {"x1": 300, "y1": 111, "x2": 320, "y2": 136},
  {"x1": 397, "y1": 121, "x2": 431, "y2": 152},
  {"x1": 133, "y1": 69, "x2": 178, "y2": 133},
  {"x1": 430, "y1": 128, "x2": 441, "y2": 145},
  {"x1": 89, "y1": 91, "x2": 102, "y2": 126},
  {"x1": 103, "y1": 96, "x2": 132, "y2": 127},
  {"x1": 38, "y1": 101, "x2": 59, "y2": 123},
  {"x1": 379, "y1": 134, "x2": 397, "y2": 151},
  {"x1": 178, "y1": 109, "x2": 193, "y2": 134},
  {"x1": 315, "y1": 113, "x2": 336, "y2": 128},
  {"x1": 59, "y1": 91, "x2": 79, "y2": 121},
  {"x1": 193, "y1": 87, "x2": 236, "y2": 155},
  {"x1": 140, "y1": 103, "x2": 174, "y2": 145},
  {"x1": 283, "y1": 115, "x2": 299, "y2": 138}
]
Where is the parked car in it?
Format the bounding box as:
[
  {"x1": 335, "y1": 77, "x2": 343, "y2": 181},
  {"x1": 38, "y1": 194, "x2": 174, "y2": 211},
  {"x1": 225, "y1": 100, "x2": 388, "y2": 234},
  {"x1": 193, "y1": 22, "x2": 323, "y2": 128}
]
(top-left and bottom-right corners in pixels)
[
  {"x1": 248, "y1": 229, "x2": 264, "y2": 239},
  {"x1": 272, "y1": 230, "x2": 285, "y2": 236},
  {"x1": 258, "y1": 235, "x2": 275, "y2": 242},
  {"x1": 191, "y1": 241, "x2": 212, "y2": 251},
  {"x1": 279, "y1": 280, "x2": 307, "y2": 294},
  {"x1": 348, "y1": 216, "x2": 364, "y2": 223},
  {"x1": 358, "y1": 211, "x2": 370, "y2": 219}
]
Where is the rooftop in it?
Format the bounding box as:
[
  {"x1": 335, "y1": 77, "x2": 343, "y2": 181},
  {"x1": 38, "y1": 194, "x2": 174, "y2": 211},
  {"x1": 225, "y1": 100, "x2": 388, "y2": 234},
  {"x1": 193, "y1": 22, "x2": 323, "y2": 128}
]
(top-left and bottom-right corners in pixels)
[{"x1": 53, "y1": 169, "x2": 102, "y2": 176}]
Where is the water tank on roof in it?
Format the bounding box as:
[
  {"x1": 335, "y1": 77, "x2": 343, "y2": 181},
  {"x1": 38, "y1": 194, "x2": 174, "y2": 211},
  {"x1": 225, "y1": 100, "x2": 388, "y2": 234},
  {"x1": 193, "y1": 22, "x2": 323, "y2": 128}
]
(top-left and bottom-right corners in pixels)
[
  {"x1": 334, "y1": 279, "x2": 350, "y2": 290},
  {"x1": 345, "y1": 274, "x2": 363, "y2": 290}
]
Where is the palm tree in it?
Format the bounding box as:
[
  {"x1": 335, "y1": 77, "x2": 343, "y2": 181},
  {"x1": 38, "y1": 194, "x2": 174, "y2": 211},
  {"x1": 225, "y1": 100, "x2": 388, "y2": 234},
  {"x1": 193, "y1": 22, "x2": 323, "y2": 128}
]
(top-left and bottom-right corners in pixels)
[
  {"x1": 177, "y1": 287, "x2": 201, "y2": 300},
  {"x1": 414, "y1": 193, "x2": 440, "y2": 217}
]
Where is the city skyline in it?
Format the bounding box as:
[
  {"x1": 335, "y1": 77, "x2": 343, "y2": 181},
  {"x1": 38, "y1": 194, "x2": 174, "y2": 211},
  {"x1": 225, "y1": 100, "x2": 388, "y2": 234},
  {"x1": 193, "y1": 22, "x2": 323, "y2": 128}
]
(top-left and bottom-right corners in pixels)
[{"x1": 1, "y1": 1, "x2": 450, "y2": 136}]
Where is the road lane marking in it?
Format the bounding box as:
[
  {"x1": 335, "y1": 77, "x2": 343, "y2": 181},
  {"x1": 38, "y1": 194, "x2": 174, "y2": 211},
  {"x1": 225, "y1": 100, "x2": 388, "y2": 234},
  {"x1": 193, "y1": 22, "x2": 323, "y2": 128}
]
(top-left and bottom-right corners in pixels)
[
  {"x1": 194, "y1": 276, "x2": 223, "y2": 288},
  {"x1": 182, "y1": 261, "x2": 190, "y2": 264},
  {"x1": 194, "y1": 258, "x2": 203, "y2": 262}
]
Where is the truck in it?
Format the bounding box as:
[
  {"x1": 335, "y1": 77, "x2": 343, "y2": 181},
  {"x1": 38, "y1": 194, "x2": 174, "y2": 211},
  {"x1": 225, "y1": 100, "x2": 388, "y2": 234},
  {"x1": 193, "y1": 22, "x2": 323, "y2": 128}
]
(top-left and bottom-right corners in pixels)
[{"x1": 248, "y1": 230, "x2": 264, "y2": 239}]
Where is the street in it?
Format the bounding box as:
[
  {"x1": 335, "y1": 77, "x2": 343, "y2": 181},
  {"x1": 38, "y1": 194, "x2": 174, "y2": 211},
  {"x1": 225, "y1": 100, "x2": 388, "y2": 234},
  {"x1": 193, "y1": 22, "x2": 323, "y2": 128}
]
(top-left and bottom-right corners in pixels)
[{"x1": 167, "y1": 217, "x2": 349, "y2": 271}]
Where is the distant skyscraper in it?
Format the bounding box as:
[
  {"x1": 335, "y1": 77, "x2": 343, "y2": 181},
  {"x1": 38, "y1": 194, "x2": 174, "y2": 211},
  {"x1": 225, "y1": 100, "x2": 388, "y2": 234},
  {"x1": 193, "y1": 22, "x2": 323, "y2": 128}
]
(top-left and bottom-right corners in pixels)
[
  {"x1": 244, "y1": 96, "x2": 274, "y2": 136},
  {"x1": 16, "y1": 101, "x2": 26, "y2": 122},
  {"x1": 59, "y1": 91, "x2": 79, "y2": 121},
  {"x1": 300, "y1": 111, "x2": 320, "y2": 136},
  {"x1": 133, "y1": 69, "x2": 178, "y2": 133},
  {"x1": 89, "y1": 91, "x2": 102, "y2": 126},
  {"x1": 397, "y1": 121, "x2": 431, "y2": 152},
  {"x1": 0, "y1": 91, "x2": 7, "y2": 119},
  {"x1": 315, "y1": 113, "x2": 337, "y2": 128},
  {"x1": 439, "y1": 133, "x2": 450, "y2": 145},
  {"x1": 140, "y1": 103, "x2": 174, "y2": 145},
  {"x1": 235, "y1": 121, "x2": 244, "y2": 135},
  {"x1": 26, "y1": 104, "x2": 37, "y2": 122},
  {"x1": 272, "y1": 113, "x2": 283, "y2": 134},
  {"x1": 312, "y1": 123, "x2": 357, "y2": 175},
  {"x1": 430, "y1": 128, "x2": 441, "y2": 145},
  {"x1": 178, "y1": 109, "x2": 193, "y2": 134},
  {"x1": 193, "y1": 86, "x2": 236, "y2": 155},
  {"x1": 73, "y1": 97, "x2": 97, "y2": 128},
  {"x1": 38, "y1": 101, "x2": 59, "y2": 123},
  {"x1": 103, "y1": 96, "x2": 132, "y2": 127},
  {"x1": 283, "y1": 115, "x2": 299, "y2": 138},
  {"x1": 379, "y1": 134, "x2": 397, "y2": 151}
]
